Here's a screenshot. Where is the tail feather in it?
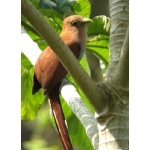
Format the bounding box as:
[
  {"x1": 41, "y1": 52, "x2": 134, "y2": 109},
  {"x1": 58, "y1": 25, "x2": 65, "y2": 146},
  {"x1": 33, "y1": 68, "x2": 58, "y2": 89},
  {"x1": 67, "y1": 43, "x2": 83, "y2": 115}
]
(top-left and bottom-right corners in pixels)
[{"x1": 48, "y1": 86, "x2": 73, "y2": 150}]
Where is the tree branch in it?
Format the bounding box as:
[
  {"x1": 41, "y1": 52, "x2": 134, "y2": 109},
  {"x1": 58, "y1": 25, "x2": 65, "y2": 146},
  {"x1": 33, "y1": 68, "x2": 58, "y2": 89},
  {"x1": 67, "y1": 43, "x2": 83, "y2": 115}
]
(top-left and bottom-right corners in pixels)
[
  {"x1": 60, "y1": 79, "x2": 99, "y2": 150},
  {"x1": 86, "y1": 51, "x2": 104, "y2": 82},
  {"x1": 107, "y1": 0, "x2": 129, "y2": 81},
  {"x1": 21, "y1": 0, "x2": 109, "y2": 113},
  {"x1": 112, "y1": 28, "x2": 129, "y2": 88}
]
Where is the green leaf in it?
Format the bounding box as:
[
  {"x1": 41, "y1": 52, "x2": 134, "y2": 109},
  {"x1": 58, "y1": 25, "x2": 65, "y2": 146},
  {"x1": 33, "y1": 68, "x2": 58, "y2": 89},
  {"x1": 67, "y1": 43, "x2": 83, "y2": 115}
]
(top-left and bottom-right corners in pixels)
[
  {"x1": 86, "y1": 15, "x2": 110, "y2": 65},
  {"x1": 68, "y1": 114, "x2": 94, "y2": 150},
  {"x1": 21, "y1": 53, "x2": 45, "y2": 121},
  {"x1": 39, "y1": 0, "x2": 76, "y2": 14},
  {"x1": 39, "y1": 8, "x2": 63, "y2": 24},
  {"x1": 87, "y1": 15, "x2": 110, "y2": 36},
  {"x1": 86, "y1": 37, "x2": 109, "y2": 65},
  {"x1": 35, "y1": 39, "x2": 47, "y2": 50},
  {"x1": 43, "y1": 15, "x2": 62, "y2": 34},
  {"x1": 39, "y1": 0, "x2": 57, "y2": 9},
  {"x1": 54, "y1": 0, "x2": 76, "y2": 14},
  {"x1": 71, "y1": 0, "x2": 91, "y2": 18}
]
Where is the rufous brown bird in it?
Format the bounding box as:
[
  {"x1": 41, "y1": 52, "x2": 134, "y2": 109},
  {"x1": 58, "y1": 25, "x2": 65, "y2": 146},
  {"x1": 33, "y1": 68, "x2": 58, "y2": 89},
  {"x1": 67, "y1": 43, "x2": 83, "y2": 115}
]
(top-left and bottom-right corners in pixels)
[{"x1": 32, "y1": 15, "x2": 92, "y2": 150}]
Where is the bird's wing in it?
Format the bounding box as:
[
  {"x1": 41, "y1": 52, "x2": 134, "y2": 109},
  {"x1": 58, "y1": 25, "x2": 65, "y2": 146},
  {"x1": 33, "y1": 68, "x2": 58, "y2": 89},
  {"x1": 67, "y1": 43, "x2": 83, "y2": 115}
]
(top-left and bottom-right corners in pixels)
[{"x1": 32, "y1": 41, "x2": 81, "y2": 95}]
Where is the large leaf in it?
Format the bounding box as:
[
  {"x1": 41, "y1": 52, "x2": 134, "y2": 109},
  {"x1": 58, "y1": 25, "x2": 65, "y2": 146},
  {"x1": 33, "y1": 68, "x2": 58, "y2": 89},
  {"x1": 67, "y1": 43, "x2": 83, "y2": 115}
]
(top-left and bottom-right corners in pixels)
[
  {"x1": 86, "y1": 15, "x2": 110, "y2": 66},
  {"x1": 71, "y1": 0, "x2": 91, "y2": 18},
  {"x1": 21, "y1": 53, "x2": 45, "y2": 120}
]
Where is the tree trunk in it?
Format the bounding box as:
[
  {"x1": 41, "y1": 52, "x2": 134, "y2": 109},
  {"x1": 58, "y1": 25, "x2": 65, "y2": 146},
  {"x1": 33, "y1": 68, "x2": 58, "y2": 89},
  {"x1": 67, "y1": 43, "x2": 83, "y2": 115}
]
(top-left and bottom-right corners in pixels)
[{"x1": 96, "y1": 0, "x2": 129, "y2": 149}]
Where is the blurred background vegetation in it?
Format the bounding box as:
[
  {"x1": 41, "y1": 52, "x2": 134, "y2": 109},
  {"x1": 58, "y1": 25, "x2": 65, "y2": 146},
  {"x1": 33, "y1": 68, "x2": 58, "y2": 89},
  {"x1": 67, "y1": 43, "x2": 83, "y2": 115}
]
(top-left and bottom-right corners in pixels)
[{"x1": 21, "y1": 0, "x2": 110, "y2": 149}]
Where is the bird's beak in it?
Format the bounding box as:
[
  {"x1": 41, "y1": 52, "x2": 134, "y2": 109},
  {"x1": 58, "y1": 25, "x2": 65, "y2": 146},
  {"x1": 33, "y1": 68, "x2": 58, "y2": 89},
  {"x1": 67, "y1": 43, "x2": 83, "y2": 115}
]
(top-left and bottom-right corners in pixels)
[{"x1": 82, "y1": 17, "x2": 93, "y2": 24}]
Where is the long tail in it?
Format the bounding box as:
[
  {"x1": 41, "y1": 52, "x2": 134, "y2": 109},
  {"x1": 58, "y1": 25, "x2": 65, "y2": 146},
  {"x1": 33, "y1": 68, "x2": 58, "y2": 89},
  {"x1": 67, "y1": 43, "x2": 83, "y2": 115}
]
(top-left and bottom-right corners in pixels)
[{"x1": 48, "y1": 86, "x2": 73, "y2": 150}]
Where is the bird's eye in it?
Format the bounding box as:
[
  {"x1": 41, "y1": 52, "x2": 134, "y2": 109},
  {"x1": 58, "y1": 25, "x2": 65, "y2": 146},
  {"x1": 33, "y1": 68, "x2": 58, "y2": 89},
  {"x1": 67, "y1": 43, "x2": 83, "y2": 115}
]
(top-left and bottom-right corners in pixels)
[{"x1": 71, "y1": 21, "x2": 78, "y2": 26}]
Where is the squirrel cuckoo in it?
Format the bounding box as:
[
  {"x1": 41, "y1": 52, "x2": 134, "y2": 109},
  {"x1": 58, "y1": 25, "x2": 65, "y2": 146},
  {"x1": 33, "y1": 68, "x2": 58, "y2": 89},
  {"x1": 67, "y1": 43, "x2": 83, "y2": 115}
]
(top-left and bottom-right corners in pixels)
[{"x1": 32, "y1": 15, "x2": 92, "y2": 150}]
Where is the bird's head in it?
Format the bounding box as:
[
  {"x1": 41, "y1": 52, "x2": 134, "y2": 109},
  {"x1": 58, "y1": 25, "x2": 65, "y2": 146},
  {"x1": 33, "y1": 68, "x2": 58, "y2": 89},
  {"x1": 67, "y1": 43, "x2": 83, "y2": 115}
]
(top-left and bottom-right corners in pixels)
[
  {"x1": 61, "y1": 15, "x2": 92, "y2": 48},
  {"x1": 62, "y1": 15, "x2": 92, "y2": 32}
]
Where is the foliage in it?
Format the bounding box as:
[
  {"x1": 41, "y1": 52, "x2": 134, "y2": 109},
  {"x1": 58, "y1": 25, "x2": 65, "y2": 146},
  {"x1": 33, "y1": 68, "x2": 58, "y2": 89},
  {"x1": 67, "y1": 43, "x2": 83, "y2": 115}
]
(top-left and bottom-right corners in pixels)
[
  {"x1": 21, "y1": 53, "x2": 45, "y2": 120},
  {"x1": 21, "y1": 0, "x2": 110, "y2": 149}
]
